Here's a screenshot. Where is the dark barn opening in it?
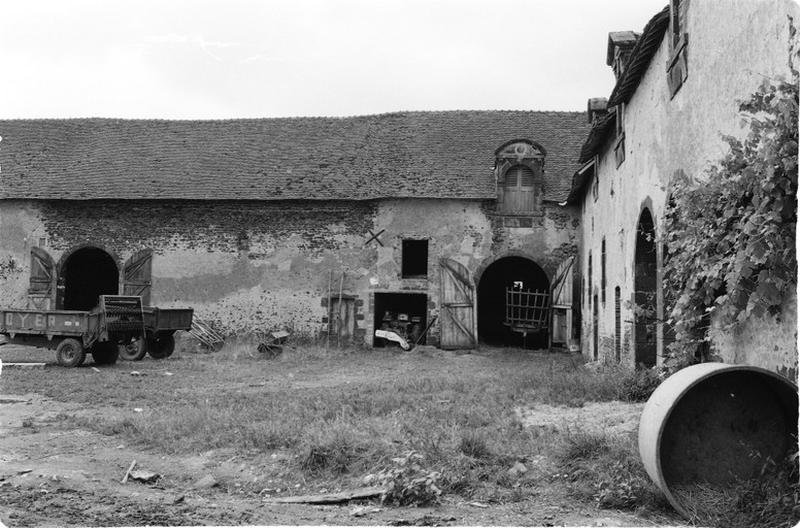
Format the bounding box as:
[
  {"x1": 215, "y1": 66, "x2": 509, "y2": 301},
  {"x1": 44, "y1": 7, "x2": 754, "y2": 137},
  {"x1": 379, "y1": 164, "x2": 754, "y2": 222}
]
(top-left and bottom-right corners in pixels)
[
  {"x1": 373, "y1": 293, "x2": 428, "y2": 347},
  {"x1": 477, "y1": 256, "x2": 549, "y2": 348},
  {"x1": 61, "y1": 247, "x2": 119, "y2": 311},
  {"x1": 634, "y1": 208, "x2": 658, "y2": 368},
  {"x1": 401, "y1": 240, "x2": 429, "y2": 278}
]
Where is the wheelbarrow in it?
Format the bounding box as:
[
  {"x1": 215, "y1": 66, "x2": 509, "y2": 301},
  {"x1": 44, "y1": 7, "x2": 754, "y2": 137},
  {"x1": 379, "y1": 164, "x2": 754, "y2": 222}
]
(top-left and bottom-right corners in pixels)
[{"x1": 257, "y1": 330, "x2": 290, "y2": 359}]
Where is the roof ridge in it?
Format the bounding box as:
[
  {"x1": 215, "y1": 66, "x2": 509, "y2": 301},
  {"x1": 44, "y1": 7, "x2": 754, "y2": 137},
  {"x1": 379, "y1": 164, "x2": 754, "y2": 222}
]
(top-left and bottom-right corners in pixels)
[{"x1": 0, "y1": 109, "x2": 587, "y2": 124}]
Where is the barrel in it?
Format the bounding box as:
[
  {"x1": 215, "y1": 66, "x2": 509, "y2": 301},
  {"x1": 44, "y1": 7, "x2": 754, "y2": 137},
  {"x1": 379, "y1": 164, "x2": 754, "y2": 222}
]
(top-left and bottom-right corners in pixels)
[{"x1": 638, "y1": 362, "x2": 798, "y2": 518}]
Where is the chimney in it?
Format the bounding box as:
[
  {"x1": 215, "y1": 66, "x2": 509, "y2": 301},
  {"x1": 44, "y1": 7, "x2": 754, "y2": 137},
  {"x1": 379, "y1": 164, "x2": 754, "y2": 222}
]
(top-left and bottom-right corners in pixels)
[
  {"x1": 587, "y1": 97, "x2": 608, "y2": 124},
  {"x1": 606, "y1": 31, "x2": 640, "y2": 80}
]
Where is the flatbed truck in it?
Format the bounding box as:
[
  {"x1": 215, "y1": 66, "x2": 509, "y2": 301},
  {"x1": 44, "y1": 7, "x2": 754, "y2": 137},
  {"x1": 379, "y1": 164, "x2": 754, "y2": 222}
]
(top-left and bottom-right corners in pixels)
[{"x1": 0, "y1": 295, "x2": 193, "y2": 367}]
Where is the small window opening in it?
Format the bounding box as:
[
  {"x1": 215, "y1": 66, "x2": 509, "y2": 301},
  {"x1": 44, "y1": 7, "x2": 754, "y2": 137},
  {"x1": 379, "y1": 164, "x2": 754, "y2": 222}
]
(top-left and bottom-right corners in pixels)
[
  {"x1": 402, "y1": 239, "x2": 428, "y2": 278},
  {"x1": 587, "y1": 252, "x2": 593, "y2": 306},
  {"x1": 614, "y1": 286, "x2": 622, "y2": 361},
  {"x1": 601, "y1": 238, "x2": 607, "y2": 305}
]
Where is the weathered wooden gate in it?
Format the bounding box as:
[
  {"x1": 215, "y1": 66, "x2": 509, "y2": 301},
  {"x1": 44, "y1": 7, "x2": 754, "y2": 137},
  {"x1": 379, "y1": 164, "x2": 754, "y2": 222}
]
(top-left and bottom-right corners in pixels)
[
  {"x1": 549, "y1": 256, "x2": 574, "y2": 348},
  {"x1": 123, "y1": 249, "x2": 153, "y2": 305},
  {"x1": 439, "y1": 258, "x2": 476, "y2": 349},
  {"x1": 28, "y1": 247, "x2": 55, "y2": 310}
]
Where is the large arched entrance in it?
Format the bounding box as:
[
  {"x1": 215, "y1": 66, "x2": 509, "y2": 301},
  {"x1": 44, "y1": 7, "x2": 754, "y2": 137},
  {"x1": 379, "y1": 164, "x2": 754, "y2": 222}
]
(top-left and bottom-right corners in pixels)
[
  {"x1": 634, "y1": 209, "x2": 657, "y2": 367},
  {"x1": 477, "y1": 256, "x2": 550, "y2": 348},
  {"x1": 59, "y1": 247, "x2": 119, "y2": 311}
]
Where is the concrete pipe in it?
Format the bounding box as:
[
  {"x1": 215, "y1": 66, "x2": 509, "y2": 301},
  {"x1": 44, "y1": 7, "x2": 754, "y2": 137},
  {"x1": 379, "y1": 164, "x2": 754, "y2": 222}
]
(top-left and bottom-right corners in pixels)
[{"x1": 638, "y1": 362, "x2": 798, "y2": 518}]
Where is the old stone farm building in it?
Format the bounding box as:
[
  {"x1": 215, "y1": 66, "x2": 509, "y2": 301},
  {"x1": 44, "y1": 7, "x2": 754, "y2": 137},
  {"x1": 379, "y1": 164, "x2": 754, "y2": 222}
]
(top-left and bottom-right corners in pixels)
[
  {"x1": 0, "y1": 1, "x2": 797, "y2": 378},
  {"x1": 0, "y1": 112, "x2": 588, "y2": 351}
]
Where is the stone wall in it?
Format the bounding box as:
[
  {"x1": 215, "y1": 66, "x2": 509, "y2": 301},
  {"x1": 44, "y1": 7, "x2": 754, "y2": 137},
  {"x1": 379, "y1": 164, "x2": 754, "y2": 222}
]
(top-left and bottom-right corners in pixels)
[{"x1": 0, "y1": 197, "x2": 579, "y2": 346}]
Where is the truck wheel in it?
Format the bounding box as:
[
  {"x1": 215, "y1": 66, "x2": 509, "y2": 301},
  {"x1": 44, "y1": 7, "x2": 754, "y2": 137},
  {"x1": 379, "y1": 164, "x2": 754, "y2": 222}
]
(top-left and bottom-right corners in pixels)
[
  {"x1": 147, "y1": 333, "x2": 175, "y2": 359},
  {"x1": 119, "y1": 338, "x2": 147, "y2": 361},
  {"x1": 56, "y1": 338, "x2": 86, "y2": 368},
  {"x1": 92, "y1": 341, "x2": 119, "y2": 365}
]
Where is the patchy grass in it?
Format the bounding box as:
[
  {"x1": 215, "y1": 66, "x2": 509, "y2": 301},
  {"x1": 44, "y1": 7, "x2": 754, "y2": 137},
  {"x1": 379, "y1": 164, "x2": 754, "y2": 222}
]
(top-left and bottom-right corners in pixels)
[{"x1": 1, "y1": 343, "x2": 672, "y2": 513}]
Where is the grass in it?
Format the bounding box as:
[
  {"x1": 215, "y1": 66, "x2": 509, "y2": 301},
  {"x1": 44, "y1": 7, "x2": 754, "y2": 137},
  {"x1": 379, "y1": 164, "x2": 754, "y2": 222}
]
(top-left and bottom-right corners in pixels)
[
  {"x1": 555, "y1": 429, "x2": 667, "y2": 513},
  {"x1": 0, "y1": 341, "x2": 670, "y2": 514}
]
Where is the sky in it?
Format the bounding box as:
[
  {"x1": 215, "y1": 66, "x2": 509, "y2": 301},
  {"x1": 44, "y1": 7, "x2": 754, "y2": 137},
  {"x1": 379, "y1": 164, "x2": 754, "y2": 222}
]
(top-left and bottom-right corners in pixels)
[{"x1": 0, "y1": 0, "x2": 668, "y2": 119}]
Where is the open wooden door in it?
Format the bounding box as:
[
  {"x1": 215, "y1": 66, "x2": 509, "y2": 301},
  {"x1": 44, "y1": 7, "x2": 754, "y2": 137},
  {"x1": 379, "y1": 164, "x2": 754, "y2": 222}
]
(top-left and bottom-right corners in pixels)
[
  {"x1": 549, "y1": 256, "x2": 574, "y2": 348},
  {"x1": 439, "y1": 258, "x2": 476, "y2": 350},
  {"x1": 28, "y1": 247, "x2": 55, "y2": 309},
  {"x1": 123, "y1": 249, "x2": 153, "y2": 305}
]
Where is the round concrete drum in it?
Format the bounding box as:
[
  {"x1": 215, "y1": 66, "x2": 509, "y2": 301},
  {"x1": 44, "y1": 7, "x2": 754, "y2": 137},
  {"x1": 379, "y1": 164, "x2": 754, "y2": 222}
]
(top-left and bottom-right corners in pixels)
[{"x1": 638, "y1": 363, "x2": 798, "y2": 519}]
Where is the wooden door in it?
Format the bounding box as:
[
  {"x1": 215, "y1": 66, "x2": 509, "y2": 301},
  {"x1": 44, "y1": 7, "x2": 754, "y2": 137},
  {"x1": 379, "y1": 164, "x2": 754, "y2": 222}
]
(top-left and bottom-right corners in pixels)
[
  {"x1": 439, "y1": 258, "x2": 476, "y2": 349},
  {"x1": 549, "y1": 256, "x2": 574, "y2": 347},
  {"x1": 330, "y1": 296, "x2": 355, "y2": 346},
  {"x1": 28, "y1": 247, "x2": 55, "y2": 309},
  {"x1": 123, "y1": 249, "x2": 153, "y2": 305}
]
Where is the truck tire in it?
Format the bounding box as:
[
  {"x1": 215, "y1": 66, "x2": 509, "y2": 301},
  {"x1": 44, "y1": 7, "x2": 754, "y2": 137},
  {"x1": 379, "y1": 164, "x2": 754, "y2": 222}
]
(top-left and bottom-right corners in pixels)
[
  {"x1": 147, "y1": 333, "x2": 175, "y2": 359},
  {"x1": 92, "y1": 341, "x2": 119, "y2": 365},
  {"x1": 56, "y1": 338, "x2": 86, "y2": 368},
  {"x1": 119, "y1": 337, "x2": 147, "y2": 361}
]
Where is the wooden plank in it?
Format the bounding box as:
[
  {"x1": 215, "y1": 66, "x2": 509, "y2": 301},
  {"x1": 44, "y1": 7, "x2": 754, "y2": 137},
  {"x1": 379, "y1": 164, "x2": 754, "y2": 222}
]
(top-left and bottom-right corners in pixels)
[
  {"x1": 268, "y1": 486, "x2": 386, "y2": 504},
  {"x1": 443, "y1": 305, "x2": 474, "y2": 344}
]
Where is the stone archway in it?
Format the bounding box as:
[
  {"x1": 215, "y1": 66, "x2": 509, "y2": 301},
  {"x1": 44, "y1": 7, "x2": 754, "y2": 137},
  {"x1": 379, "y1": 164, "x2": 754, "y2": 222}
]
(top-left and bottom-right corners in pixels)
[
  {"x1": 58, "y1": 246, "x2": 119, "y2": 310},
  {"x1": 634, "y1": 208, "x2": 657, "y2": 367},
  {"x1": 477, "y1": 255, "x2": 550, "y2": 348}
]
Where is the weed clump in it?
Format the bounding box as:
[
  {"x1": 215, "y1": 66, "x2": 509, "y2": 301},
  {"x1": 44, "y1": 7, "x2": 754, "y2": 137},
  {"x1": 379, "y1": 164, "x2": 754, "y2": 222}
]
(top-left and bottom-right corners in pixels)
[
  {"x1": 299, "y1": 423, "x2": 381, "y2": 475},
  {"x1": 458, "y1": 431, "x2": 493, "y2": 459},
  {"x1": 375, "y1": 451, "x2": 442, "y2": 506}
]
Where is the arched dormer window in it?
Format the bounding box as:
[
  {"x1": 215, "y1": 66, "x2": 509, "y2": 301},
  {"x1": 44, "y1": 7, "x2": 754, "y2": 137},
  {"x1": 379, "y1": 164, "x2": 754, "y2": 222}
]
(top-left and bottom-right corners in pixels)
[{"x1": 494, "y1": 140, "x2": 545, "y2": 216}]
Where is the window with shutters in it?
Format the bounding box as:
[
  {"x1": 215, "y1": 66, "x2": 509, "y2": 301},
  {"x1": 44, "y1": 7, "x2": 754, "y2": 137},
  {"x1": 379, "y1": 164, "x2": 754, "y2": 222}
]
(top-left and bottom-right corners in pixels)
[
  {"x1": 667, "y1": 0, "x2": 688, "y2": 97},
  {"x1": 613, "y1": 104, "x2": 625, "y2": 168},
  {"x1": 500, "y1": 165, "x2": 536, "y2": 214},
  {"x1": 494, "y1": 140, "x2": 545, "y2": 216}
]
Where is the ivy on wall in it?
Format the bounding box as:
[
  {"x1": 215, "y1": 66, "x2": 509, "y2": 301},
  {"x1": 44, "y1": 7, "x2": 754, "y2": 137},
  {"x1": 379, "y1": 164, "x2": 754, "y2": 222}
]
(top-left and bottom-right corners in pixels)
[{"x1": 663, "y1": 62, "x2": 798, "y2": 364}]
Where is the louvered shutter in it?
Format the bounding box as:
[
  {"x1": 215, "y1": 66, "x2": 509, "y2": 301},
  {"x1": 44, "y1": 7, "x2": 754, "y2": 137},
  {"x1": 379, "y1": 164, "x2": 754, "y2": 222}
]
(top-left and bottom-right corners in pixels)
[{"x1": 502, "y1": 165, "x2": 536, "y2": 214}]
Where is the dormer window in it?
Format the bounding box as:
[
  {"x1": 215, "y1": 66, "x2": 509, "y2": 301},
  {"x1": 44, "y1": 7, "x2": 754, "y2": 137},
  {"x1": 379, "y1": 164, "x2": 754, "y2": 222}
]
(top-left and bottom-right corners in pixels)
[{"x1": 494, "y1": 140, "x2": 545, "y2": 216}]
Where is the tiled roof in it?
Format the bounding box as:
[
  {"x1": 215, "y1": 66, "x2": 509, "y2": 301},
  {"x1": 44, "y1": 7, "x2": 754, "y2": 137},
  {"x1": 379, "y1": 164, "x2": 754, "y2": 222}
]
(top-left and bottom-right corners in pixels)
[
  {"x1": 0, "y1": 111, "x2": 589, "y2": 202},
  {"x1": 578, "y1": 109, "x2": 616, "y2": 164},
  {"x1": 564, "y1": 6, "x2": 669, "y2": 205},
  {"x1": 607, "y1": 6, "x2": 670, "y2": 107}
]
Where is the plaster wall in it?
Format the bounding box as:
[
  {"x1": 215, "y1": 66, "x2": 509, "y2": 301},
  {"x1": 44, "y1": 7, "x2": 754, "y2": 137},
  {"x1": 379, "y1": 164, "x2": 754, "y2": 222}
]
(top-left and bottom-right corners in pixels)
[
  {"x1": 579, "y1": 0, "x2": 798, "y2": 376},
  {"x1": 1, "y1": 197, "x2": 579, "y2": 347}
]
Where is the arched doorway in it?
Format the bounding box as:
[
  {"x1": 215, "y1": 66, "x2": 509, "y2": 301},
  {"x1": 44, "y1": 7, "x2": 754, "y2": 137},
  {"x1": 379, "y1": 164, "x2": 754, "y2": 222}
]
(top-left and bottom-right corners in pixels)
[
  {"x1": 477, "y1": 256, "x2": 550, "y2": 348},
  {"x1": 59, "y1": 247, "x2": 119, "y2": 311},
  {"x1": 634, "y1": 209, "x2": 657, "y2": 367}
]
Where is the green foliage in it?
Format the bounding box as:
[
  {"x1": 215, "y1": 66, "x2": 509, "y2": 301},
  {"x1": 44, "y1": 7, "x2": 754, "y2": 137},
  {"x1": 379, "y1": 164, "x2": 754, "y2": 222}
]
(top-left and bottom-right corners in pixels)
[
  {"x1": 664, "y1": 70, "x2": 798, "y2": 363},
  {"x1": 616, "y1": 367, "x2": 663, "y2": 402},
  {"x1": 375, "y1": 451, "x2": 442, "y2": 506}
]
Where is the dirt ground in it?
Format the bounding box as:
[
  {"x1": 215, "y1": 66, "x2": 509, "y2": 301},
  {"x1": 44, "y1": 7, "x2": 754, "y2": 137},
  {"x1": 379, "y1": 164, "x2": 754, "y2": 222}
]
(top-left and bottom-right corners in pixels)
[{"x1": 0, "y1": 346, "x2": 678, "y2": 527}]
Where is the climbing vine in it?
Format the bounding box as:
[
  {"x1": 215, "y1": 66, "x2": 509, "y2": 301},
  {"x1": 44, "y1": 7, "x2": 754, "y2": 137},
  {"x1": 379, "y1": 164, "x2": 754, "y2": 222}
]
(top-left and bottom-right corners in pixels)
[{"x1": 663, "y1": 66, "x2": 798, "y2": 363}]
